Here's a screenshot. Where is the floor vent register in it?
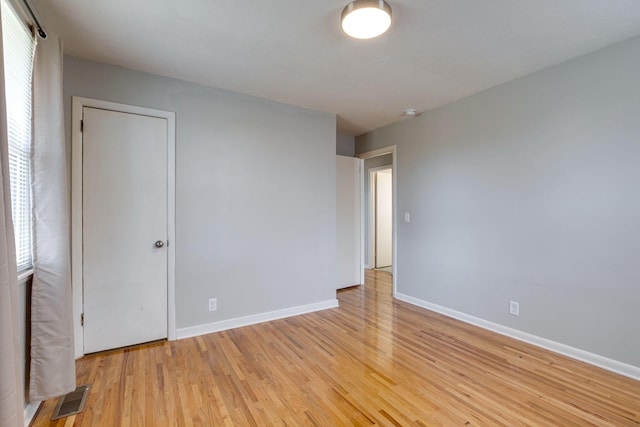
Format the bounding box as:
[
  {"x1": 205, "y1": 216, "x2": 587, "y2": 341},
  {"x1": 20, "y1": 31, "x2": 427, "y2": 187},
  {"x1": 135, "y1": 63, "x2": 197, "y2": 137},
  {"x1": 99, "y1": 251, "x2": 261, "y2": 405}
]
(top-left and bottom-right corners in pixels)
[{"x1": 51, "y1": 385, "x2": 90, "y2": 420}]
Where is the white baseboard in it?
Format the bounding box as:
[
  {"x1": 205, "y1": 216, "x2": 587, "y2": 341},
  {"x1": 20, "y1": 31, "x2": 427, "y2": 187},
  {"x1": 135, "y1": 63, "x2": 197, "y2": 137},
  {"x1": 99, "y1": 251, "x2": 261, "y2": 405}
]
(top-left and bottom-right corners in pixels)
[
  {"x1": 24, "y1": 401, "x2": 41, "y2": 426},
  {"x1": 395, "y1": 293, "x2": 640, "y2": 381},
  {"x1": 176, "y1": 299, "x2": 339, "y2": 340}
]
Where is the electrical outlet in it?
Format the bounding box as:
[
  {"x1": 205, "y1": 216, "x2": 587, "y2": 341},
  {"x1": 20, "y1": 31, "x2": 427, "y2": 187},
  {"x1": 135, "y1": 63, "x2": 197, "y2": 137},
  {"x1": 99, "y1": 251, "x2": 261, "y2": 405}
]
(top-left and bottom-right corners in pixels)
[
  {"x1": 509, "y1": 300, "x2": 519, "y2": 316},
  {"x1": 208, "y1": 298, "x2": 217, "y2": 312}
]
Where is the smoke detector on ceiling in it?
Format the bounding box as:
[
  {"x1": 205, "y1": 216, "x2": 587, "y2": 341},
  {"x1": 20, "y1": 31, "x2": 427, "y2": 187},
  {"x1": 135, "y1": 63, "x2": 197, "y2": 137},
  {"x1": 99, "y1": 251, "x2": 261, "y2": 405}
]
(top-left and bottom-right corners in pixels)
[{"x1": 404, "y1": 109, "x2": 417, "y2": 117}]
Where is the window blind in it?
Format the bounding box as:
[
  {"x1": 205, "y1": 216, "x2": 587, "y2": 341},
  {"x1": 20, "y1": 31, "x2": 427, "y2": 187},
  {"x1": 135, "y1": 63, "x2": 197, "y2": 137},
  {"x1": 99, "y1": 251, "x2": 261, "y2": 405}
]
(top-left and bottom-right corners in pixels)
[{"x1": 2, "y1": 0, "x2": 35, "y2": 272}]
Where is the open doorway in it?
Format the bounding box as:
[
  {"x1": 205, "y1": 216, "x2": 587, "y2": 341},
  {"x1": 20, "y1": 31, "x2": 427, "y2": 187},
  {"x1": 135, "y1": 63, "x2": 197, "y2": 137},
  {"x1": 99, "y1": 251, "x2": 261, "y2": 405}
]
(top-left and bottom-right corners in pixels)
[
  {"x1": 372, "y1": 168, "x2": 392, "y2": 272},
  {"x1": 357, "y1": 146, "x2": 396, "y2": 295}
]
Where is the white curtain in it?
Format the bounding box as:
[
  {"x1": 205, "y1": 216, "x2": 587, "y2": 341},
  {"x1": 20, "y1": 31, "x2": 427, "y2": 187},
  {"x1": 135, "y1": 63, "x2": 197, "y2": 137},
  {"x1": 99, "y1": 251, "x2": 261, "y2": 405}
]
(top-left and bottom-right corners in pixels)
[
  {"x1": 0, "y1": 5, "x2": 25, "y2": 425},
  {"x1": 29, "y1": 33, "x2": 75, "y2": 401}
]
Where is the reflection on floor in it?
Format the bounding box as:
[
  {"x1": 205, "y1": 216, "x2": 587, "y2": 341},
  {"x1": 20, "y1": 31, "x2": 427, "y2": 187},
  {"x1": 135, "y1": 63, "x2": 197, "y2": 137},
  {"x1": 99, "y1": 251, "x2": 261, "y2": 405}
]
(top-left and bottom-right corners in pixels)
[
  {"x1": 375, "y1": 266, "x2": 392, "y2": 273},
  {"x1": 32, "y1": 269, "x2": 640, "y2": 425}
]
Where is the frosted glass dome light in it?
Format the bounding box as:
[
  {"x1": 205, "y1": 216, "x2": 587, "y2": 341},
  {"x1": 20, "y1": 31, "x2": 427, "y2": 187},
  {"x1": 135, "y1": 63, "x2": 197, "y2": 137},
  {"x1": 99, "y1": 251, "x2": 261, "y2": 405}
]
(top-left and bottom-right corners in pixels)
[{"x1": 341, "y1": 0, "x2": 392, "y2": 39}]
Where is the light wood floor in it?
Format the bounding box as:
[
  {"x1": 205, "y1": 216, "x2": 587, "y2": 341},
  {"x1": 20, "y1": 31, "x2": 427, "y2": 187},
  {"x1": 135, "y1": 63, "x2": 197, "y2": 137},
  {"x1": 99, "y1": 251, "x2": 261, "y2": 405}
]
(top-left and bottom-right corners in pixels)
[{"x1": 33, "y1": 270, "x2": 640, "y2": 426}]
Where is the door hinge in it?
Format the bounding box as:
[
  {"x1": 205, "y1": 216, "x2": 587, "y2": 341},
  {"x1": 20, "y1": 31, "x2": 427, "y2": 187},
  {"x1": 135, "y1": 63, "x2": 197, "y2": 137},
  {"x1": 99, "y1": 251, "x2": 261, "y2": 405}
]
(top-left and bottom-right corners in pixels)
[
  {"x1": 80, "y1": 119, "x2": 84, "y2": 132},
  {"x1": 81, "y1": 313, "x2": 84, "y2": 326}
]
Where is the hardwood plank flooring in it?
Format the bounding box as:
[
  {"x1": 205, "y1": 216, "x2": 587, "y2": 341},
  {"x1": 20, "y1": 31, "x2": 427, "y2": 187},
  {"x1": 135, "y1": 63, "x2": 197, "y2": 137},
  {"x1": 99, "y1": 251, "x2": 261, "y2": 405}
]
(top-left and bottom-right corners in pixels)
[{"x1": 32, "y1": 270, "x2": 640, "y2": 426}]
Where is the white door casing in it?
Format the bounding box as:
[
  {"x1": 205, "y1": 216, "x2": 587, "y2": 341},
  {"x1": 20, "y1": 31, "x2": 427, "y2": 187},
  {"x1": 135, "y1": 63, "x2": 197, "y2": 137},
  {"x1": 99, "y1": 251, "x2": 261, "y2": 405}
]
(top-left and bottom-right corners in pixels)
[
  {"x1": 71, "y1": 97, "x2": 176, "y2": 357},
  {"x1": 357, "y1": 146, "x2": 397, "y2": 295}
]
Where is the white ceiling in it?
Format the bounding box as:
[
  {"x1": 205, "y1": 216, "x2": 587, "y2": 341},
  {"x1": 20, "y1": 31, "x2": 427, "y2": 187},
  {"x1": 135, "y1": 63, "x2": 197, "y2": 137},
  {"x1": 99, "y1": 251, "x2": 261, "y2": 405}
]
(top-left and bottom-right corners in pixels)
[{"x1": 35, "y1": 0, "x2": 640, "y2": 135}]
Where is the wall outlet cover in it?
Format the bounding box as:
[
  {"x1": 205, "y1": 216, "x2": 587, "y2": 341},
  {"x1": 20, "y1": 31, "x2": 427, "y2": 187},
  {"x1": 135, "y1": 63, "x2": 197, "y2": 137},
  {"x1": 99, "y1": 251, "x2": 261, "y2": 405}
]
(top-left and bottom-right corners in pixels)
[{"x1": 509, "y1": 301, "x2": 520, "y2": 316}]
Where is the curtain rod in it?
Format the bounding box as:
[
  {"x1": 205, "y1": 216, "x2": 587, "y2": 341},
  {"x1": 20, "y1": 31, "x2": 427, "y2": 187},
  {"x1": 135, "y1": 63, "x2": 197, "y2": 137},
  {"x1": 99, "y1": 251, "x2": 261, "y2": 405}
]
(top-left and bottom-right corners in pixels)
[{"x1": 19, "y1": 0, "x2": 47, "y2": 39}]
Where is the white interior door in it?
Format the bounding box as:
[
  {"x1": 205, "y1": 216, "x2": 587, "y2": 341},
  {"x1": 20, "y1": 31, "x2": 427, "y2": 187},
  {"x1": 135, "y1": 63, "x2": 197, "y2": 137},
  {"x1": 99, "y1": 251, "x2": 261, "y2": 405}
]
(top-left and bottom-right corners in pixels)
[
  {"x1": 82, "y1": 107, "x2": 168, "y2": 353},
  {"x1": 375, "y1": 169, "x2": 393, "y2": 268},
  {"x1": 336, "y1": 156, "x2": 361, "y2": 288}
]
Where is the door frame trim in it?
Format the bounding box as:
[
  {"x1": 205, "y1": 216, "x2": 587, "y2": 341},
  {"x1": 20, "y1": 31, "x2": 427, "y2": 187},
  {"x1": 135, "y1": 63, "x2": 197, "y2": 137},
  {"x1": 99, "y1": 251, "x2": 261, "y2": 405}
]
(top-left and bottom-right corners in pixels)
[
  {"x1": 357, "y1": 145, "x2": 397, "y2": 296},
  {"x1": 71, "y1": 96, "x2": 177, "y2": 358}
]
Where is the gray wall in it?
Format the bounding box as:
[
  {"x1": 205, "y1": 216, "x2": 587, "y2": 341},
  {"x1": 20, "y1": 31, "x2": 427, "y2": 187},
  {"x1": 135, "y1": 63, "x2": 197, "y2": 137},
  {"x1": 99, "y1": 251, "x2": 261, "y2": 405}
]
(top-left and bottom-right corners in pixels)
[
  {"x1": 356, "y1": 35, "x2": 640, "y2": 367},
  {"x1": 64, "y1": 56, "x2": 337, "y2": 329},
  {"x1": 363, "y1": 155, "x2": 393, "y2": 266},
  {"x1": 336, "y1": 133, "x2": 355, "y2": 156}
]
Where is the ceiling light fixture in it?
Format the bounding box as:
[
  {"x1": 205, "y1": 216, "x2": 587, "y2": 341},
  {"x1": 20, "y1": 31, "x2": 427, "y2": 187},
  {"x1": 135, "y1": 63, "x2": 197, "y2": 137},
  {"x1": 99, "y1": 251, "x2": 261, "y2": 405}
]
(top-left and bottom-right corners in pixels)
[{"x1": 341, "y1": 0, "x2": 392, "y2": 39}]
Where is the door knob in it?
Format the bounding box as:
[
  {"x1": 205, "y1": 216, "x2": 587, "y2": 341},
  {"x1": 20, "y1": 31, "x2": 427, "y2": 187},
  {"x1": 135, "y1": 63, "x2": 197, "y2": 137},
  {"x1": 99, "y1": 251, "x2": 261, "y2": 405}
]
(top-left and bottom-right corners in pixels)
[{"x1": 154, "y1": 240, "x2": 165, "y2": 248}]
